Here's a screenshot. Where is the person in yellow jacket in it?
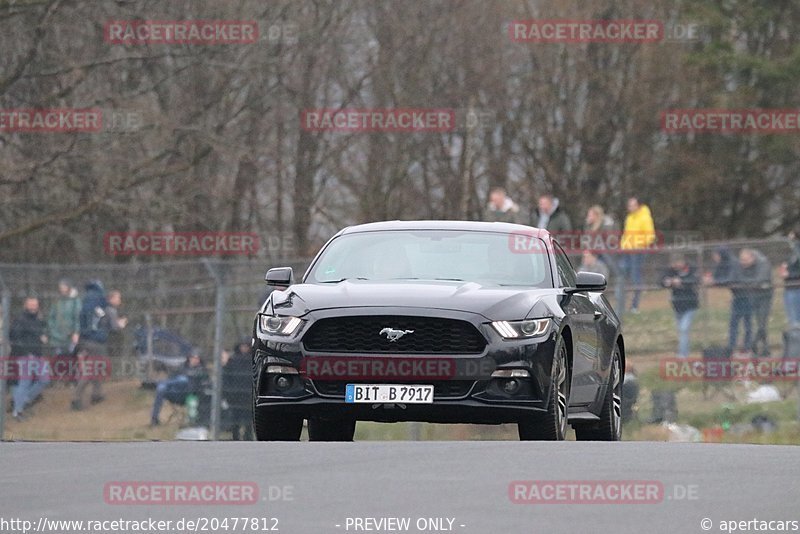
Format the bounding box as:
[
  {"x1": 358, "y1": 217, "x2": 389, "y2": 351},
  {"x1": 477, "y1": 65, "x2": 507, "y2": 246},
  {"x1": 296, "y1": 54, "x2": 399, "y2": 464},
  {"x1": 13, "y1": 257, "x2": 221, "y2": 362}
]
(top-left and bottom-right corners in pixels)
[{"x1": 617, "y1": 197, "x2": 656, "y2": 314}]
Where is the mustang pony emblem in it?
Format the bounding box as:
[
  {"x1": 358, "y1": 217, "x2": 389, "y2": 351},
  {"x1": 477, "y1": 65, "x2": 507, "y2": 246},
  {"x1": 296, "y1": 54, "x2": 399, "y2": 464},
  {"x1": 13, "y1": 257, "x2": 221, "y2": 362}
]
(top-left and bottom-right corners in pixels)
[{"x1": 380, "y1": 327, "x2": 414, "y2": 342}]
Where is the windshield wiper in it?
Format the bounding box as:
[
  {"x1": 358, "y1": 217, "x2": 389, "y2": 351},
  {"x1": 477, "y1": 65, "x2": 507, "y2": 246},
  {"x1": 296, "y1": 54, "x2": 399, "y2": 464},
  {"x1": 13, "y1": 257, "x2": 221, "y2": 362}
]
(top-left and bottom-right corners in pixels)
[{"x1": 320, "y1": 277, "x2": 369, "y2": 283}]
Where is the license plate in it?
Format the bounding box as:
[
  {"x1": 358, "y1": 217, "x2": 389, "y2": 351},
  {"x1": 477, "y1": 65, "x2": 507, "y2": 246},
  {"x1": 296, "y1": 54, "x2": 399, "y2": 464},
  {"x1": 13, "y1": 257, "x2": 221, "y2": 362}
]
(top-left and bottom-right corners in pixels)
[{"x1": 345, "y1": 384, "x2": 434, "y2": 404}]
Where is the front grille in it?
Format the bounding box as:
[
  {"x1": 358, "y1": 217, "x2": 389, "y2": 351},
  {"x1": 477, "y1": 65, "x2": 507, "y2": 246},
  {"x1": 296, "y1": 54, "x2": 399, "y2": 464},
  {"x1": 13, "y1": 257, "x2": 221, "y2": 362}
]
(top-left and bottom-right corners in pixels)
[
  {"x1": 302, "y1": 315, "x2": 486, "y2": 354},
  {"x1": 313, "y1": 380, "x2": 476, "y2": 399}
]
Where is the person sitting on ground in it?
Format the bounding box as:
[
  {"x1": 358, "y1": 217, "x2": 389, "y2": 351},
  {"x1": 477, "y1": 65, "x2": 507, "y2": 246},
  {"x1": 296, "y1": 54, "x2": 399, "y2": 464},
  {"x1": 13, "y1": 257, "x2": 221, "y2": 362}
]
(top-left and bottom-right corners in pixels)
[{"x1": 150, "y1": 349, "x2": 209, "y2": 427}]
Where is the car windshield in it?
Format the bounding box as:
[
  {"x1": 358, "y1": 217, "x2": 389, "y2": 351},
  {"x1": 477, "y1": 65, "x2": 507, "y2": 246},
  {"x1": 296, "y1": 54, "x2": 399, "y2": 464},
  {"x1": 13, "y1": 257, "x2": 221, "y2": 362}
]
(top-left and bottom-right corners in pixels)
[{"x1": 306, "y1": 230, "x2": 551, "y2": 287}]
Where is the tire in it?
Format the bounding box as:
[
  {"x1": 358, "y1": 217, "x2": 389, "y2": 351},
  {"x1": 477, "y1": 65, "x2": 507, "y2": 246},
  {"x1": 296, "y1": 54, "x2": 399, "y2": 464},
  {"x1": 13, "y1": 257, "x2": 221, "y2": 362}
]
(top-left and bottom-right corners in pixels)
[
  {"x1": 518, "y1": 338, "x2": 570, "y2": 441},
  {"x1": 575, "y1": 345, "x2": 622, "y2": 441},
  {"x1": 252, "y1": 349, "x2": 303, "y2": 441},
  {"x1": 253, "y1": 407, "x2": 303, "y2": 441},
  {"x1": 308, "y1": 417, "x2": 357, "y2": 442}
]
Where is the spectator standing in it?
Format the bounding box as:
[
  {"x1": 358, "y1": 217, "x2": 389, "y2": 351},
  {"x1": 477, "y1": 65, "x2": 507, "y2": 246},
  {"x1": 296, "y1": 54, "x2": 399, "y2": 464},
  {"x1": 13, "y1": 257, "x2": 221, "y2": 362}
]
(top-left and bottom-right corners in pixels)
[
  {"x1": 618, "y1": 197, "x2": 656, "y2": 314},
  {"x1": 661, "y1": 253, "x2": 700, "y2": 358},
  {"x1": 738, "y1": 248, "x2": 773, "y2": 356},
  {"x1": 150, "y1": 350, "x2": 209, "y2": 426},
  {"x1": 705, "y1": 247, "x2": 751, "y2": 354},
  {"x1": 584, "y1": 204, "x2": 617, "y2": 234},
  {"x1": 222, "y1": 339, "x2": 254, "y2": 440},
  {"x1": 780, "y1": 228, "x2": 800, "y2": 326},
  {"x1": 72, "y1": 280, "x2": 110, "y2": 410},
  {"x1": 583, "y1": 205, "x2": 618, "y2": 279},
  {"x1": 485, "y1": 187, "x2": 521, "y2": 223},
  {"x1": 9, "y1": 297, "x2": 50, "y2": 420},
  {"x1": 578, "y1": 251, "x2": 610, "y2": 280},
  {"x1": 105, "y1": 289, "x2": 129, "y2": 359},
  {"x1": 47, "y1": 279, "x2": 81, "y2": 356},
  {"x1": 709, "y1": 246, "x2": 736, "y2": 285},
  {"x1": 535, "y1": 193, "x2": 572, "y2": 233}
]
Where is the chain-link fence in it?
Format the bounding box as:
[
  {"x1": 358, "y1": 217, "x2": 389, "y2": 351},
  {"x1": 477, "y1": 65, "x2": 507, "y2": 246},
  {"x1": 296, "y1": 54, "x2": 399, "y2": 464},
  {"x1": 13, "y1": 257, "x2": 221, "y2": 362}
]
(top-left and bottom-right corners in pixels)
[
  {"x1": 0, "y1": 237, "x2": 797, "y2": 441},
  {"x1": 0, "y1": 258, "x2": 309, "y2": 441},
  {"x1": 602, "y1": 237, "x2": 797, "y2": 357}
]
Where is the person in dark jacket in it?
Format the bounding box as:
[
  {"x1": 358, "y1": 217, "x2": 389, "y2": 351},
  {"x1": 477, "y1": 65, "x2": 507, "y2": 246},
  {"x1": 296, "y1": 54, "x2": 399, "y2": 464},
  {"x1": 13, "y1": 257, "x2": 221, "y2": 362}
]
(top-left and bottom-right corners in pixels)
[
  {"x1": 535, "y1": 193, "x2": 572, "y2": 234},
  {"x1": 661, "y1": 254, "x2": 700, "y2": 358},
  {"x1": 705, "y1": 247, "x2": 751, "y2": 353},
  {"x1": 780, "y1": 228, "x2": 800, "y2": 326},
  {"x1": 105, "y1": 289, "x2": 129, "y2": 359},
  {"x1": 150, "y1": 350, "x2": 209, "y2": 426},
  {"x1": 738, "y1": 248, "x2": 773, "y2": 356},
  {"x1": 222, "y1": 339, "x2": 253, "y2": 440},
  {"x1": 9, "y1": 297, "x2": 50, "y2": 420},
  {"x1": 485, "y1": 187, "x2": 521, "y2": 223},
  {"x1": 709, "y1": 246, "x2": 735, "y2": 285},
  {"x1": 72, "y1": 280, "x2": 110, "y2": 410}
]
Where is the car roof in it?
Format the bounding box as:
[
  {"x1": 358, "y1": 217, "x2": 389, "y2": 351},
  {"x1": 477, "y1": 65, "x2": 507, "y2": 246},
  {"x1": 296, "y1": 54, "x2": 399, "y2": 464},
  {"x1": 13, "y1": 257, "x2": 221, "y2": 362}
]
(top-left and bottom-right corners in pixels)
[{"x1": 337, "y1": 220, "x2": 551, "y2": 237}]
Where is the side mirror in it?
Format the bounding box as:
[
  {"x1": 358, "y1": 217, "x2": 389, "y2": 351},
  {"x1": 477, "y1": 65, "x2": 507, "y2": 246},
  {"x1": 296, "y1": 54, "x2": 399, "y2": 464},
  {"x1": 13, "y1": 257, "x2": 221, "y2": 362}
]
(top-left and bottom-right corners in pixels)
[
  {"x1": 265, "y1": 267, "x2": 293, "y2": 287},
  {"x1": 565, "y1": 271, "x2": 607, "y2": 293}
]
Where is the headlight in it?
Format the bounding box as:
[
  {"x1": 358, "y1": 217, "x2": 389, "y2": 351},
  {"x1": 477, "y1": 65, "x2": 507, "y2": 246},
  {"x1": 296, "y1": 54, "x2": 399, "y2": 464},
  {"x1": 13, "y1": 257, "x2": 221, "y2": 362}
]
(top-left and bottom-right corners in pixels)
[
  {"x1": 259, "y1": 314, "x2": 304, "y2": 336},
  {"x1": 491, "y1": 318, "x2": 551, "y2": 339}
]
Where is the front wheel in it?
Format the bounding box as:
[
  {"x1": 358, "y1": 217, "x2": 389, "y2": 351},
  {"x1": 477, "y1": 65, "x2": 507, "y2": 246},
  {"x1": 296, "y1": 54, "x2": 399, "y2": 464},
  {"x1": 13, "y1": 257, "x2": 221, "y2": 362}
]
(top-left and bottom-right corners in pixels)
[
  {"x1": 518, "y1": 339, "x2": 570, "y2": 441},
  {"x1": 575, "y1": 345, "x2": 622, "y2": 441},
  {"x1": 308, "y1": 417, "x2": 356, "y2": 441},
  {"x1": 253, "y1": 408, "x2": 303, "y2": 441}
]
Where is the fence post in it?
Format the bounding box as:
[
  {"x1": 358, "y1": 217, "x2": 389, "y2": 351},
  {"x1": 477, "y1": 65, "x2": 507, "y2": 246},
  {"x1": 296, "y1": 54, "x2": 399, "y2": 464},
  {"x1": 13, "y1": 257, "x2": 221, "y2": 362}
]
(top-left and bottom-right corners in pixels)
[
  {"x1": 695, "y1": 243, "x2": 707, "y2": 350},
  {"x1": 0, "y1": 281, "x2": 10, "y2": 440},
  {"x1": 203, "y1": 259, "x2": 226, "y2": 440}
]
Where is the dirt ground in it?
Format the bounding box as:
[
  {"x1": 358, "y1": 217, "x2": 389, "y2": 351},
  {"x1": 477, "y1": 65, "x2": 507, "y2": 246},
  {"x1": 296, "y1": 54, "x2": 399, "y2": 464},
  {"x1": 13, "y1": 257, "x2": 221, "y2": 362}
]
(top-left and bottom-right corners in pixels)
[
  {"x1": 3, "y1": 351, "x2": 797, "y2": 442},
  {"x1": 4, "y1": 379, "x2": 181, "y2": 441}
]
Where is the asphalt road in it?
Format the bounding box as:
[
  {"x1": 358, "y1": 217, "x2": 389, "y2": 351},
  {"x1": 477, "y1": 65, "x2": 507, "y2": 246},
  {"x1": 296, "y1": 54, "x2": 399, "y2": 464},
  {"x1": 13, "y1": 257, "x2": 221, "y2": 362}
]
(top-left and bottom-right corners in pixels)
[{"x1": 1, "y1": 441, "x2": 799, "y2": 534}]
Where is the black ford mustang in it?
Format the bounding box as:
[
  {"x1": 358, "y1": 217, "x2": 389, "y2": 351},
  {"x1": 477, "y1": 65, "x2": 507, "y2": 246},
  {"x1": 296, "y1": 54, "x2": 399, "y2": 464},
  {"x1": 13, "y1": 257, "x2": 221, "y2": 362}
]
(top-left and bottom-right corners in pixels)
[{"x1": 252, "y1": 220, "x2": 624, "y2": 441}]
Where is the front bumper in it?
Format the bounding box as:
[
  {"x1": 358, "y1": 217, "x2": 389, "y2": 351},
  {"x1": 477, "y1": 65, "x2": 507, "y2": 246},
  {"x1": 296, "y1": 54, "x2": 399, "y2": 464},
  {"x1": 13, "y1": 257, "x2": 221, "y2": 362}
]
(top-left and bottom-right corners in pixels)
[{"x1": 253, "y1": 307, "x2": 558, "y2": 424}]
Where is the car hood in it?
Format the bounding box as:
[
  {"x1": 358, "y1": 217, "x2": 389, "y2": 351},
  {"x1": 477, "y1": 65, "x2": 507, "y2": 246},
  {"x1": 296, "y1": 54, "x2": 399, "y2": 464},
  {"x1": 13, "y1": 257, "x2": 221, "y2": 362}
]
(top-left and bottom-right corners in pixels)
[{"x1": 270, "y1": 280, "x2": 555, "y2": 321}]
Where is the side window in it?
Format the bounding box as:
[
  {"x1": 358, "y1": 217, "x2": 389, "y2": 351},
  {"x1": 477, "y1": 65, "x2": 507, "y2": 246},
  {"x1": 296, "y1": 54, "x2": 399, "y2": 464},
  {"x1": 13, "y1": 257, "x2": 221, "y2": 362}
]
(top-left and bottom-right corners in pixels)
[{"x1": 553, "y1": 242, "x2": 577, "y2": 288}]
